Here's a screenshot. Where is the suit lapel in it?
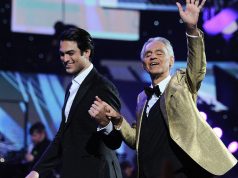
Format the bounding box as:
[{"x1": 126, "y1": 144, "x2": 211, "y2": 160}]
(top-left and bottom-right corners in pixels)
[
  {"x1": 160, "y1": 72, "x2": 181, "y2": 127},
  {"x1": 62, "y1": 82, "x2": 72, "y2": 122},
  {"x1": 159, "y1": 93, "x2": 169, "y2": 126},
  {"x1": 66, "y1": 68, "x2": 97, "y2": 125},
  {"x1": 135, "y1": 92, "x2": 147, "y2": 150}
]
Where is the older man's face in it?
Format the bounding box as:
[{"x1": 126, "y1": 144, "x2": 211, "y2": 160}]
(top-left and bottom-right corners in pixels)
[{"x1": 142, "y1": 41, "x2": 174, "y2": 78}]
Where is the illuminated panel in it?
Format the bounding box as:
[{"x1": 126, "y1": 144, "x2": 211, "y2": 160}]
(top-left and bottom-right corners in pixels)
[
  {"x1": 11, "y1": 0, "x2": 139, "y2": 41},
  {"x1": 203, "y1": 8, "x2": 238, "y2": 35},
  {"x1": 99, "y1": 0, "x2": 178, "y2": 11}
]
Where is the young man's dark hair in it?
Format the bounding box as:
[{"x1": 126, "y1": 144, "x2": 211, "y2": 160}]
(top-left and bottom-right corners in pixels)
[{"x1": 59, "y1": 27, "x2": 94, "y2": 60}]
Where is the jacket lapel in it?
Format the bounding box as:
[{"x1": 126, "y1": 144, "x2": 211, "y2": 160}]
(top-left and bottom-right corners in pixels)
[
  {"x1": 160, "y1": 71, "x2": 183, "y2": 127},
  {"x1": 66, "y1": 68, "x2": 97, "y2": 125},
  {"x1": 135, "y1": 92, "x2": 147, "y2": 150},
  {"x1": 62, "y1": 82, "x2": 72, "y2": 122},
  {"x1": 159, "y1": 93, "x2": 169, "y2": 126}
]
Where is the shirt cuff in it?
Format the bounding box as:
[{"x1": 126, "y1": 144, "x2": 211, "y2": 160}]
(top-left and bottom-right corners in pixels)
[
  {"x1": 113, "y1": 118, "x2": 123, "y2": 131},
  {"x1": 114, "y1": 125, "x2": 122, "y2": 131},
  {"x1": 186, "y1": 32, "x2": 201, "y2": 38},
  {"x1": 97, "y1": 121, "x2": 113, "y2": 135}
]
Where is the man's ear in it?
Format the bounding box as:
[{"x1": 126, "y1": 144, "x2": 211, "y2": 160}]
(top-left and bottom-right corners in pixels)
[
  {"x1": 83, "y1": 49, "x2": 91, "y2": 58},
  {"x1": 141, "y1": 62, "x2": 146, "y2": 71},
  {"x1": 169, "y1": 56, "x2": 174, "y2": 68}
]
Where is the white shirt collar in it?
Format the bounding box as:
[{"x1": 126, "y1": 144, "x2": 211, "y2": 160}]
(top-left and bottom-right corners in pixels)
[
  {"x1": 72, "y1": 63, "x2": 93, "y2": 86},
  {"x1": 152, "y1": 75, "x2": 171, "y2": 93}
]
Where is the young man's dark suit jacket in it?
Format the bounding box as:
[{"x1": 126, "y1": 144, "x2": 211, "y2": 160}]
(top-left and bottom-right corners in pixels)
[{"x1": 32, "y1": 68, "x2": 123, "y2": 178}]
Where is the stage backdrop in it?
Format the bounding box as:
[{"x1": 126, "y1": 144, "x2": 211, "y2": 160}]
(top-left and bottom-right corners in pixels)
[{"x1": 0, "y1": 61, "x2": 237, "y2": 162}]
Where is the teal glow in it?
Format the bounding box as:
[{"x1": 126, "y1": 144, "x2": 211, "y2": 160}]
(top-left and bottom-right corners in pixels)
[
  {"x1": 27, "y1": 80, "x2": 53, "y2": 139},
  {"x1": 0, "y1": 108, "x2": 23, "y2": 150},
  {"x1": 91, "y1": 31, "x2": 139, "y2": 41},
  {"x1": 38, "y1": 74, "x2": 62, "y2": 130}
]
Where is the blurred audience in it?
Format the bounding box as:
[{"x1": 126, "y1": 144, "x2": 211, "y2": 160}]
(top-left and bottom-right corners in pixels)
[
  {"x1": 24, "y1": 122, "x2": 50, "y2": 165},
  {"x1": 24, "y1": 122, "x2": 59, "y2": 178}
]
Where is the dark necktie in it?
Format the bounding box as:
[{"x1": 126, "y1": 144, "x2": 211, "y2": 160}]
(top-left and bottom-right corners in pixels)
[
  {"x1": 144, "y1": 85, "x2": 161, "y2": 99},
  {"x1": 65, "y1": 82, "x2": 72, "y2": 102}
]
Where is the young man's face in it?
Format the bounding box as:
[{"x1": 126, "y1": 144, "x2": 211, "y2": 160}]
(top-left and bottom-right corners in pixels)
[
  {"x1": 59, "y1": 40, "x2": 91, "y2": 75},
  {"x1": 142, "y1": 41, "x2": 174, "y2": 78}
]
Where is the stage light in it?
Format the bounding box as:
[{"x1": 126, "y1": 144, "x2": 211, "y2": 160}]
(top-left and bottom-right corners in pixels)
[
  {"x1": 203, "y1": 8, "x2": 238, "y2": 35},
  {"x1": 154, "y1": 20, "x2": 159, "y2": 26},
  {"x1": 200, "y1": 111, "x2": 207, "y2": 121},
  {"x1": 0, "y1": 157, "x2": 5, "y2": 163},
  {"x1": 212, "y1": 127, "x2": 223, "y2": 138},
  {"x1": 228, "y1": 141, "x2": 238, "y2": 153},
  {"x1": 222, "y1": 20, "x2": 238, "y2": 35}
]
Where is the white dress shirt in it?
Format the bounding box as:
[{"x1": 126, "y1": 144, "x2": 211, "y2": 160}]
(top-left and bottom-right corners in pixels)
[
  {"x1": 145, "y1": 75, "x2": 171, "y2": 116},
  {"x1": 64, "y1": 64, "x2": 93, "y2": 122}
]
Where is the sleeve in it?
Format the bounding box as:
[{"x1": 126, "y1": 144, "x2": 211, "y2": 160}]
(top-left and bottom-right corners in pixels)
[
  {"x1": 118, "y1": 92, "x2": 143, "y2": 149},
  {"x1": 113, "y1": 92, "x2": 143, "y2": 150},
  {"x1": 185, "y1": 29, "x2": 206, "y2": 94},
  {"x1": 96, "y1": 78, "x2": 122, "y2": 150},
  {"x1": 119, "y1": 117, "x2": 137, "y2": 149},
  {"x1": 97, "y1": 121, "x2": 113, "y2": 135}
]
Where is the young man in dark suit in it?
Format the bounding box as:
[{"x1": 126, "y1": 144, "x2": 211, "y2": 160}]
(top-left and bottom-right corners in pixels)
[{"x1": 26, "y1": 28, "x2": 122, "y2": 178}]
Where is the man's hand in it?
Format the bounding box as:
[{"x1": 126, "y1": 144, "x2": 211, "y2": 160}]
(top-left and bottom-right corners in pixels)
[
  {"x1": 25, "y1": 171, "x2": 39, "y2": 178},
  {"x1": 88, "y1": 96, "x2": 111, "y2": 127},
  {"x1": 176, "y1": 0, "x2": 206, "y2": 35},
  {"x1": 25, "y1": 153, "x2": 34, "y2": 162},
  {"x1": 88, "y1": 96, "x2": 122, "y2": 127}
]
